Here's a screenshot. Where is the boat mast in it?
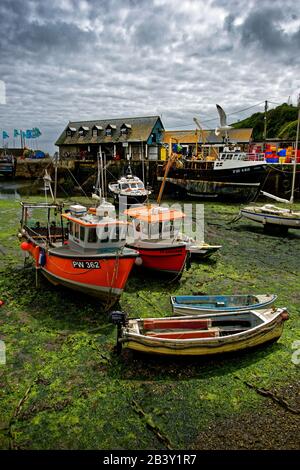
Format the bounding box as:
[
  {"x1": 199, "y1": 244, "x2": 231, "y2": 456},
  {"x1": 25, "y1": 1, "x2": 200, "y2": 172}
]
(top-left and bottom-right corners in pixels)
[
  {"x1": 263, "y1": 100, "x2": 268, "y2": 141},
  {"x1": 290, "y1": 94, "x2": 300, "y2": 204},
  {"x1": 157, "y1": 138, "x2": 177, "y2": 205}
]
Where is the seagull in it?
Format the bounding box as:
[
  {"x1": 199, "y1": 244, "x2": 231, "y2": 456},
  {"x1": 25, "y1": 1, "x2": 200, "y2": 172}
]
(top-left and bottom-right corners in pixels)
[{"x1": 216, "y1": 104, "x2": 232, "y2": 129}]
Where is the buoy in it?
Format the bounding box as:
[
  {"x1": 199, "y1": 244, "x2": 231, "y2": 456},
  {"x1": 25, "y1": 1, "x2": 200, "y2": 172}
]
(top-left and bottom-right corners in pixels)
[
  {"x1": 135, "y1": 257, "x2": 143, "y2": 266},
  {"x1": 38, "y1": 249, "x2": 46, "y2": 267},
  {"x1": 0, "y1": 300, "x2": 4, "y2": 307},
  {"x1": 20, "y1": 241, "x2": 31, "y2": 251},
  {"x1": 280, "y1": 310, "x2": 289, "y2": 321}
]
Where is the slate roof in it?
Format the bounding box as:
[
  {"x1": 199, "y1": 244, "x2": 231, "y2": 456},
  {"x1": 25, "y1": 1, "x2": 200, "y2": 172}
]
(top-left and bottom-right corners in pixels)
[
  {"x1": 163, "y1": 128, "x2": 253, "y2": 144},
  {"x1": 55, "y1": 116, "x2": 163, "y2": 146}
]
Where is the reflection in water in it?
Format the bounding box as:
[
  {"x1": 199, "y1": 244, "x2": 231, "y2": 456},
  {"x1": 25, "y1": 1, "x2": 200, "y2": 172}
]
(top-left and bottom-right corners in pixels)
[{"x1": 0, "y1": 179, "x2": 42, "y2": 200}]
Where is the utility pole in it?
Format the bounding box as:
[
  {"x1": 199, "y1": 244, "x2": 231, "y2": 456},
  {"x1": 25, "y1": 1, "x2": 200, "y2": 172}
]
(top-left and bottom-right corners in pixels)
[
  {"x1": 263, "y1": 100, "x2": 268, "y2": 141},
  {"x1": 290, "y1": 93, "x2": 300, "y2": 204}
]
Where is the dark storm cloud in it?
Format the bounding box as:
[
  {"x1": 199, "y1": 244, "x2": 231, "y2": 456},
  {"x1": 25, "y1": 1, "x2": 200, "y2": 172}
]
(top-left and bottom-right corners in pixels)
[
  {"x1": 0, "y1": 0, "x2": 299, "y2": 153},
  {"x1": 240, "y1": 7, "x2": 300, "y2": 53}
]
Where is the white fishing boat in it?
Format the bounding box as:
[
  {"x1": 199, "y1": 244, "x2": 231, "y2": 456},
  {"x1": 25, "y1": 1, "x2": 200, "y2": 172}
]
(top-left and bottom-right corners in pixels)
[
  {"x1": 241, "y1": 95, "x2": 300, "y2": 233},
  {"x1": 109, "y1": 164, "x2": 151, "y2": 206},
  {"x1": 177, "y1": 233, "x2": 222, "y2": 259}
]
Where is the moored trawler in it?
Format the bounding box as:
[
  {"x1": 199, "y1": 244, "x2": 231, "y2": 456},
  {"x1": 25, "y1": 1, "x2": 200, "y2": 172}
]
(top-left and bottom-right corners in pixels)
[
  {"x1": 19, "y1": 199, "x2": 138, "y2": 310},
  {"x1": 157, "y1": 148, "x2": 266, "y2": 200}
]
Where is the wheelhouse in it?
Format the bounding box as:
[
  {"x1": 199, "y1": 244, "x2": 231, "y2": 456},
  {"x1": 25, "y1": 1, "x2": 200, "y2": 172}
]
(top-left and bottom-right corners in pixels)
[{"x1": 125, "y1": 206, "x2": 185, "y2": 242}]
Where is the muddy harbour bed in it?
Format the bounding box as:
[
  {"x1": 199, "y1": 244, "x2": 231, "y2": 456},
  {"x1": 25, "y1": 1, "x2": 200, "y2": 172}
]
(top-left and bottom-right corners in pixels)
[{"x1": 0, "y1": 195, "x2": 299, "y2": 450}]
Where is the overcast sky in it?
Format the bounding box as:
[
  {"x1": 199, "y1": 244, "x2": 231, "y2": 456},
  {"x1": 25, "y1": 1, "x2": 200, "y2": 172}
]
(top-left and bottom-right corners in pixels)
[{"x1": 0, "y1": 0, "x2": 299, "y2": 153}]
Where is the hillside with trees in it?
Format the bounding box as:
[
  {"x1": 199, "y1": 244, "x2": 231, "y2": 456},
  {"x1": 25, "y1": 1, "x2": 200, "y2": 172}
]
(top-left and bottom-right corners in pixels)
[{"x1": 231, "y1": 103, "x2": 298, "y2": 141}]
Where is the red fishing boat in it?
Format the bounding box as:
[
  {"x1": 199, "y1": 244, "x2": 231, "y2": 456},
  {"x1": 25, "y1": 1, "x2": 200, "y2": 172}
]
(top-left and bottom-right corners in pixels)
[
  {"x1": 124, "y1": 205, "x2": 187, "y2": 276},
  {"x1": 19, "y1": 199, "x2": 138, "y2": 309}
]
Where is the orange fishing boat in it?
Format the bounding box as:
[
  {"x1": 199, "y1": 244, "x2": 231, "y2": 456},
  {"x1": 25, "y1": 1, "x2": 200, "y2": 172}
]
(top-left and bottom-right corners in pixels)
[
  {"x1": 19, "y1": 199, "x2": 138, "y2": 309},
  {"x1": 124, "y1": 205, "x2": 187, "y2": 276}
]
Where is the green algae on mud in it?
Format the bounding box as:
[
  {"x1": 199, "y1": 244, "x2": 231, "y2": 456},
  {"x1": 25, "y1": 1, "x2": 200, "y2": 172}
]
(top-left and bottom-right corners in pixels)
[{"x1": 0, "y1": 197, "x2": 299, "y2": 450}]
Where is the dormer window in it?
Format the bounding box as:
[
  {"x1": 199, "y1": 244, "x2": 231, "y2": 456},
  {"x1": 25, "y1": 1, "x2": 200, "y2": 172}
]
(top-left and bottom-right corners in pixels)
[
  {"x1": 66, "y1": 126, "x2": 76, "y2": 137},
  {"x1": 92, "y1": 125, "x2": 103, "y2": 137},
  {"x1": 78, "y1": 126, "x2": 89, "y2": 137},
  {"x1": 105, "y1": 124, "x2": 116, "y2": 136},
  {"x1": 120, "y1": 123, "x2": 132, "y2": 136}
]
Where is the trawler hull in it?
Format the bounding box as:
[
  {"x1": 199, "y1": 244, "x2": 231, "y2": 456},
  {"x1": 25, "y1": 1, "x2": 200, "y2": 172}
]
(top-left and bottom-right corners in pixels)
[{"x1": 25, "y1": 240, "x2": 137, "y2": 309}]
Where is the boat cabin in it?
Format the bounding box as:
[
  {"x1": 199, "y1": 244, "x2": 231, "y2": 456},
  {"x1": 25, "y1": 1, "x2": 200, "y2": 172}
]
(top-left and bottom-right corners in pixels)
[
  {"x1": 20, "y1": 201, "x2": 129, "y2": 252},
  {"x1": 62, "y1": 204, "x2": 128, "y2": 251},
  {"x1": 125, "y1": 205, "x2": 185, "y2": 242},
  {"x1": 113, "y1": 176, "x2": 145, "y2": 193}
]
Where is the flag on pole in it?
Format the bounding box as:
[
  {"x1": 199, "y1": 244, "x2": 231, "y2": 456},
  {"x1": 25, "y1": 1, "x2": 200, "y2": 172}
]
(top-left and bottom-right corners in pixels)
[
  {"x1": 2, "y1": 131, "x2": 9, "y2": 139},
  {"x1": 32, "y1": 127, "x2": 42, "y2": 138},
  {"x1": 14, "y1": 129, "x2": 20, "y2": 137},
  {"x1": 25, "y1": 129, "x2": 33, "y2": 139}
]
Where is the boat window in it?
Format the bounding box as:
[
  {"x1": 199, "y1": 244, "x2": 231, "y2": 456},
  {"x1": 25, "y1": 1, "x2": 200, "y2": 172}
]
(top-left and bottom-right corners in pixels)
[
  {"x1": 110, "y1": 225, "x2": 122, "y2": 242},
  {"x1": 163, "y1": 219, "x2": 174, "y2": 235},
  {"x1": 121, "y1": 183, "x2": 129, "y2": 190},
  {"x1": 80, "y1": 226, "x2": 85, "y2": 241},
  {"x1": 69, "y1": 221, "x2": 73, "y2": 236},
  {"x1": 137, "y1": 183, "x2": 144, "y2": 189},
  {"x1": 130, "y1": 183, "x2": 137, "y2": 189},
  {"x1": 74, "y1": 224, "x2": 79, "y2": 239},
  {"x1": 150, "y1": 222, "x2": 163, "y2": 238},
  {"x1": 88, "y1": 227, "x2": 97, "y2": 243},
  {"x1": 95, "y1": 224, "x2": 110, "y2": 243}
]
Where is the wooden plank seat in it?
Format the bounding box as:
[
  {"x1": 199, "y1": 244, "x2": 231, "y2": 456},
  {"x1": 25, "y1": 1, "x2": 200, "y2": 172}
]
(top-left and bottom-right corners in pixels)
[
  {"x1": 146, "y1": 328, "x2": 220, "y2": 340},
  {"x1": 143, "y1": 318, "x2": 212, "y2": 331}
]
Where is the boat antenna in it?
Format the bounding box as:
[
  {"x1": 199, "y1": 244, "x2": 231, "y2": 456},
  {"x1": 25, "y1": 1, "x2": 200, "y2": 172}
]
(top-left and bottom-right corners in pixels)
[{"x1": 290, "y1": 93, "x2": 300, "y2": 204}]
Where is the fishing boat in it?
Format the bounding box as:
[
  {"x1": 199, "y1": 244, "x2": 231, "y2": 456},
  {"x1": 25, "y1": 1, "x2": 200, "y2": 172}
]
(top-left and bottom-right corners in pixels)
[
  {"x1": 18, "y1": 157, "x2": 138, "y2": 310},
  {"x1": 110, "y1": 308, "x2": 288, "y2": 356},
  {"x1": 125, "y1": 205, "x2": 187, "y2": 276},
  {"x1": 240, "y1": 95, "x2": 300, "y2": 233},
  {"x1": 0, "y1": 152, "x2": 16, "y2": 177},
  {"x1": 176, "y1": 233, "x2": 222, "y2": 259},
  {"x1": 186, "y1": 242, "x2": 222, "y2": 259},
  {"x1": 108, "y1": 164, "x2": 151, "y2": 206},
  {"x1": 170, "y1": 294, "x2": 277, "y2": 316},
  {"x1": 157, "y1": 105, "x2": 266, "y2": 201},
  {"x1": 240, "y1": 203, "x2": 300, "y2": 232}
]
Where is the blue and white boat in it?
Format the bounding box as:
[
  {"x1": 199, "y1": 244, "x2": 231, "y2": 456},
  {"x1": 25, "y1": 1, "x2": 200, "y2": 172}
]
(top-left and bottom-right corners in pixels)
[{"x1": 170, "y1": 294, "x2": 277, "y2": 316}]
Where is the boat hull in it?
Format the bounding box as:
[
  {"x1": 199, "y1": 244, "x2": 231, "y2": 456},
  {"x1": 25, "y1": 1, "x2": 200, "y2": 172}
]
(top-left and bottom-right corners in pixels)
[
  {"x1": 241, "y1": 208, "x2": 300, "y2": 229},
  {"x1": 127, "y1": 243, "x2": 187, "y2": 275},
  {"x1": 171, "y1": 294, "x2": 277, "y2": 315},
  {"x1": 26, "y1": 241, "x2": 137, "y2": 309},
  {"x1": 188, "y1": 244, "x2": 222, "y2": 259},
  {"x1": 121, "y1": 310, "x2": 287, "y2": 356},
  {"x1": 112, "y1": 193, "x2": 149, "y2": 206}
]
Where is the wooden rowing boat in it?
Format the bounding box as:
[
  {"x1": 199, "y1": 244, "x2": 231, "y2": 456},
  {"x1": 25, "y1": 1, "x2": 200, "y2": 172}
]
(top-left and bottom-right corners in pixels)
[
  {"x1": 170, "y1": 294, "x2": 277, "y2": 315},
  {"x1": 110, "y1": 308, "x2": 288, "y2": 356}
]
